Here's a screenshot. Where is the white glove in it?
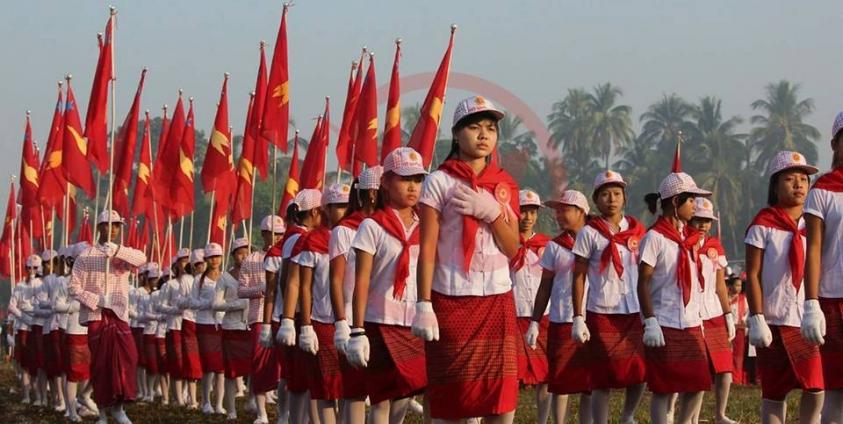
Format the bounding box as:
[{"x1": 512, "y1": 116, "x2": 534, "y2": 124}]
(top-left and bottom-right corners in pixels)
[
  {"x1": 19, "y1": 301, "x2": 34, "y2": 313},
  {"x1": 298, "y1": 325, "x2": 319, "y2": 355},
  {"x1": 801, "y1": 299, "x2": 826, "y2": 346},
  {"x1": 228, "y1": 299, "x2": 249, "y2": 311},
  {"x1": 99, "y1": 242, "x2": 118, "y2": 258},
  {"x1": 411, "y1": 301, "x2": 440, "y2": 341},
  {"x1": 524, "y1": 320, "x2": 540, "y2": 350},
  {"x1": 258, "y1": 323, "x2": 273, "y2": 348},
  {"x1": 276, "y1": 318, "x2": 296, "y2": 346},
  {"x1": 451, "y1": 185, "x2": 502, "y2": 224},
  {"x1": 6, "y1": 334, "x2": 14, "y2": 347},
  {"x1": 177, "y1": 297, "x2": 189, "y2": 310},
  {"x1": 724, "y1": 312, "x2": 736, "y2": 342},
  {"x1": 345, "y1": 329, "x2": 370, "y2": 368},
  {"x1": 333, "y1": 320, "x2": 351, "y2": 355},
  {"x1": 643, "y1": 317, "x2": 665, "y2": 348},
  {"x1": 748, "y1": 314, "x2": 773, "y2": 347},
  {"x1": 571, "y1": 315, "x2": 590, "y2": 344}
]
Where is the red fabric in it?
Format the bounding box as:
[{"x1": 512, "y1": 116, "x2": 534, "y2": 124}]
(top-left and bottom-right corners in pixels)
[
  {"x1": 181, "y1": 320, "x2": 203, "y2": 380},
  {"x1": 298, "y1": 226, "x2": 330, "y2": 255},
  {"x1": 749, "y1": 207, "x2": 806, "y2": 291},
  {"x1": 650, "y1": 217, "x2": 704, "y2": 305},
  {"x1": 27, "y1": 325, "x2": 45, "y2": 375},
  {"x1": 381, "y1": 43, "x2": 402, "y2": 163},
  {"x1": 370, "y1": 209, "x2": 420, "y2": 299},
  {"x1": 757, "y1": 325, "x2": 824, "y2": 400},
  {"x1": 338, "y1": 211, "x2": 366, "y2": 231},
  {"x1": 131, "y1": 114, "x2": 153, "y2": 218},
  {"x1": 702, "y1": 315, "x2": 734, "y2": 374},
  {"x1": 84, "y1": 16, "x2": 113, "y2": 173},
  {"x1": 87, "y1": 309, "x2": 138, "y2": 407},
  {"x1": 339, "y1": 354, "x2": 368, "y2": 399},
  {"x1": 143, "y1": 335, "x2": 159, "y2": 375},
  {"x1": 44, "y1": 330, "x2": 65, "y2": 378},
  {"x1": 732, "y1": 328, "x2": 747, "y2": 385},
  {"x1": 250, "y1": 323, "x2": 280, "y2": 393},
  {"x1": 132, "y1": 328, "x2": 145, "y2": 368},
  {"x1": 437, "y1": 159, "x2": 520, "y2": 272},
  {"x1": 165, "y1": 330, "x2": 184, "y2": 377},
  {"x1": 260, "y1": 4, "x2": 290, "y2": 151},
  {"x1": 279, "y1": 133, "x2": 300, "y2": 214},
  {"x1": 587, "y1": 217, "x2": 645, "y2": 278},
  {"x1": 16, "y1": 330, "x2": 29, "y2": 370},
  {"x1": 284, "y1": 345, "x2": 311, "y2": 393},
  {"x1": 546, "y1": 322, "x2": 591, "y2": 394},
  {"x1": 552, "y1": 231, "x2": 575, "y2": 251},
  {"x1": 232, "y1": 95, "x2": 256, "y2": 225},
  {"x1": 511, "y1": 233, "x2": 551, "y2": 272},
  {"x1": 585, "y1": 312, "x2": 647, "y2": 389},
  {"x1": 364, "y1": 322, "x2": 426, "y2": 404},
  {"x1": 222, "y1": 329, "x2": 252, "y2": 379},
  {"x1": 698, "y1": 236, "x2": 726, "y2": 290},
  {"x1": 352, "y1": 55, "x2": 378, "y2": 167},
  {"x1": 515, "y1": 317, "x2": 549, "y2": 385},
  {"x1": 64, "y1": 333, "x2": 91, "y2": 382},
  {"x1": 155, "y1": 338, "x2": 167, "y2": 377},
  {"x1": 36, "y1": 87, "x2": 67, "y2": 212},
  {"x1": 61, "y1": 82, "x2": 95, "y2": 198},
  {"x1": 300, "y1": 100, "x2": 330, "y2": 190},
  {"x1": 308, "y1": 322, "x2": 343, "y2": 400},
  {"x1": 644, "y1": 326, "x2": 712, "y2": 394},
  {"x1": 196, "y1": 323, "x2": 224, "y2": 373},
  {"x1": 200, "y1": 76, "x2": 236, "y2": 195},
  {"x1": 267, "y1": 225, "x2": 307, "y2": 258},
  {"x1": 819, "y1": 297, "x2": 843, "y2": 389},
  {"x1": 250, "y1": 43, "x2": 269, "y2": 180},
  {"x1": 336, "y1": 57, "x2": 364, "y2": 172},
  {"x1": 426, "y1": 291, "x2": 518, "y2": 420},
  {"x1": 112, "y1": 70, "x2": 146, "y2": 217},
  {"x1": 812, "y1": 168, "x2": 843, "y2": 192}
]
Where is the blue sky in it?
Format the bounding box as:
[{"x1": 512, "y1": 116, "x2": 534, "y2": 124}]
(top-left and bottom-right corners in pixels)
[{"x1": 1, "y1": 0, "x2": 840, "y2": 206}]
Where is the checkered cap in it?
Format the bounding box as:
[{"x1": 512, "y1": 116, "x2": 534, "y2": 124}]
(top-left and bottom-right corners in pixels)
[
  {"x1": 176, "y1": 248, "x2": 191, "y2": 259},
  {"x1": 139, "y1": 263, "x2": 148, "y2": 274},
  {"x1": 147, "y1": 263, "x2": 161, "y2": 279},
  {"x1": 693, "y1": 197, "x2": 718, "y2": 221},
  {"x1": 519, "y1": 190, "x2": 543, "y2": 208},
  {"x1": 322, "y1": 183, "x2": 352, "y2": 206},
  {"x1": 593, "y1": 170, "x2": 627, "y2": 192},
  {"x1": 57, "y1": 246, "x2": 70, "y2": 258},
  {"x1": 97, "y1": 209, "x2": 124, "y2": 225},
  {"x1": 41, "y1": 249, "x2": 58, "y2": 261},
  {"x1": 162, "y1": 267, "x2": 171, "y2": 278},
  {"x1": 230, "y1": 237, "x2": 250, "y2": 253},
  {"x1": 204, "y1": 243, "x2": 223, "y2": 258},
  {"x1": 294, "y1": 189, "x2": 322, "y2": 211},
  {"x1": 71, "y1": 242, "x2": 90, "y2": 258},
  {"x1": 358, "y1": 166, "x2": 384, "y2": 190},
  {"x1": 658, "y1": 172, "x2": 711, "y2": 199},
  {"x1": 545, "y1": 190, "x2": 590, "y2": 215},
  {"x1": 383, "y1": 147, "x2": 428, "y2": 176},
  {"x1": 26, "y1": 254, "x2": 42, "y2": 268},
  {"x1": 833, "y1": 110, "x2": 843, "y2": 141},
  {"x1": 452, "y1": 95, "x2": 505, "y2": 129},
  {"x1": 190, "y1": 248, "x2": 205, "y2": 263},
  {"x1": 260, "y1": 215, "x2": 285, "y2": 234},
  {"x1": 767, "y1": 151, "x2": 818, "y2": 177}
]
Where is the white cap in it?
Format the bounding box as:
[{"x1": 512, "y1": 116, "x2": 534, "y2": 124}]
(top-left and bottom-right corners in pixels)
[
  {"x1": 57, "y1": 246, "x2": 70, "y2": 258},
  {"x1": 26, "y1": 255, "x2": 42, "y2": 268},
  {"x1": 293, "y1": 189, "x2": 322, "y2": 212},
  {"x1": 658, "y1": 172, "x2": 711, "y2": 199},
  {"x1": 41, "y1": 249, "x2": 58, "y2": 261},
  {"x1": 230, "y1": 237, "x2": 250, "y2": 253},
  {"x1": 519, "y1": 190, "x2": 543, "y2": 208},
  {"x1": 96, "y1": 209, "x2": 124, "y2": 225},
  {"x1": 383, "y1": 147, "x2": 427, "y2": 176},
  {"x1": 162, "y1": 267, "x2": 171, "y2": 278},
  {"x1": 833, "y1": 110, "x2": 843, "y2": 141},
  {"x1": 452, "y1": 95, "x2": 504, "y2": 129},
  {"x1": 204, "y1": 243, "x2": 223, "y2": 258},
  {"x1": 545, "y1": 190, "x2": 590, "y2": 215},
  {"x1": 357, "y1": 166, "x2": 384, "y2": 190},
  {"x1": 767, "y1": 151, "x2": 818, "y2": 177},
  {"x1": 71, "y1": 242, "x2": 90, "y2": 258},
  {"x1": 693, "y1": 197, "x2": 718, "y2": 221},
  {"x1": 176, "y1": 248, "x2": 190, "y2": 260},
  {"x1": 190, "y1": 249, "x2": 205, "y2": 264},
  {"x1": 322, "y1": 183, "x2": 351, "y2": 206},
  {"x1": 260, "y1": 215, "x2": 286, "y2": 234},
  {"x1": 593, "y1": 170, "x2": 627, "y2": 192},
  {"x1": 139, "y1": 263, "x2": 149, "y2": 274},
  {"x1": 147, "y1": 263, "x2": 162, "y2": 279}
]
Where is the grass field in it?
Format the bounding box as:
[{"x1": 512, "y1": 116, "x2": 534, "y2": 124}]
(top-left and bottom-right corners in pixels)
[{"x1": 0, "y1": 362, "x2": 803, "y2": 423}]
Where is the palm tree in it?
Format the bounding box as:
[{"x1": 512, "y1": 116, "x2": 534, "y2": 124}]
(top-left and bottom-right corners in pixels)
[
  {"x1": 547, "y1": 88, "x2": 600, "y2": 187},
  {"x1": 749, "y1": 80, "x2": 820, "y2": 173},
  {"x1": 588, "y1": 83, "x2": 633, "y2": 170},
  {"x1": 639, "y1": 94, "x2": 695, "y2": 151}
]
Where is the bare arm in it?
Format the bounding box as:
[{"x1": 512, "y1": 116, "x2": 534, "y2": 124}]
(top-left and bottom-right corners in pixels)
[
  {"x1": 571, "y1": 257, "x2": 588, "y2": 317},
  {"x1": 262, "y1": 269, "x2": 277, "y2": 324},
  {"x1": 329, "y1": 255, "x2": 348, "y2": 321},
  {"x1": 352, "y1": 251, "x2": 374, "y2": 329},
  {"x1": 745, "y1": 245, "x2": 765, "y2": 315},
  {"x1": 531, "y1": 269, "x2": 554, "y2": 322},
  {"x1": 805, "y1": 214, "x2": 824, "y2": 300},
  {"x1": 299, "y1": 265, "x2": 314, "y2": 326},
  {"x1": 281, "y1": 262, "x2": 301, "y2": 320},
  {"x1": 416, "y1": 205, "x2": 441, "y2": 302},
  {"x1": 637, "y1": 262, "x2": 656, "y2": 318},
  {"x1": 715, "y1": 268, "x2": 731, "y2": 315}
]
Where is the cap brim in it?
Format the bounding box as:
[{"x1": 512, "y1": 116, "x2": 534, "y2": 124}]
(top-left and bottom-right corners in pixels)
[
  {"x1": 687, "y1": 187, "x2": 712, "y2": 197},
  {"x1": 391, "y1": 167, "x2": 428, "y2": 177},
  {"x1": 452, "y1": 109, "x2": 505, "y2": 129},
  {"x1": 692, "y1": 212, "x2": 718, "y2": 221},
  {"x1": 777, "y1": 164, "x2": 820, "y2": 176},
  {"x1": 593, "y1": 181, "x2": 627, "y2": 192}
]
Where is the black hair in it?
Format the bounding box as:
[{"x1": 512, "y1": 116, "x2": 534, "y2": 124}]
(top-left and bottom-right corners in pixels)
[
  {"x1": 447, "y1": 111, "x2": 500, "y2": 160},
  {"x1": 344, "y1": 178, "x2": 380, "y2": 218},
  {"x1": 645, "y1": 192, "x2": 695, "y2": 215},
  {"x1": 285, "y1": 202, "x2": 301, "y2": 225}
]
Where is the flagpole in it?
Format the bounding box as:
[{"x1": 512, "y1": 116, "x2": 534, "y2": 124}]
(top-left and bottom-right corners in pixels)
[
  {"x1": 246, "y1": 91, "x2": 257, "y2": 245},
  {"x1": 189, "y1": 211, "x2": 194, "y2": 249},
  {"x1": 207, "y1": 185, "x2": 216, "y2": 246},
  {"x1": 63, "y1": 183, "x2": 70, "y2": 246},
  {"x1": 103, "y1": 6, "x2": 118, "y2": 296},
  {"x1": 50, "y1": 208, "x2": 56, "y2": 251},
  {"x1": 271, "y1": 145, "x2": 278, "y2": 221},
  {"x1": 39, "y1": 205, "x2": 48, "y2": 252},
  {"x1": 179, "y1": 217, "x2": 185, "y2": 249},
  {"x1": 9, "y1": 176, "x2": 17, "y2": 294}
]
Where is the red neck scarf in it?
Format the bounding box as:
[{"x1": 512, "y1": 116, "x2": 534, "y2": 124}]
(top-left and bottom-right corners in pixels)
[
  {"x1": 438, "y1": 159, "x2": 520, "y2": 272},
  {"x1": 510, "y1": 233, "x2": 551, "y2": 271},
  {"x1": 749, "y1": 207, "x2": 806, "y2": 290},
  {"x1": 370, "y1": 209, "x2": 420, "y2": 300},
  {"x1": 267, "y1": 225, "x2": 308, "y2": 258},
  {"x1": 338, "y1": 211, "x2": 367, "y2": 231},
  {"x1": 813, "y1": 168, "x2": 843, "y2": 192},
  {"x1": 697, "y1": 235, "x2": 726, "y2": 290},
  {"x1": 586, "y1": 216, "x2": 645, "y2": 278},
  {"x1": 650, "y1": 216, "x2": 704, "y2": 306},
  {"x1": 553, "y1": 231, "x2": 576, "y2": 251},
  {"x1": 297, "y1": 226, "x2": 330, "y2": 256}
]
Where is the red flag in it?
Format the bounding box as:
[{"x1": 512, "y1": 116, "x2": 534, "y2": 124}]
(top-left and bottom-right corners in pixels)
[
  {"x1": 354, "y1": 54, "x2": 378, "y2": 167},
  {"x1": 279, "y1": 131, "x2": 300, "y2": 215},
  {"x1": 65, "y1": 185, "x2": 78, "y2": 239},
  {"x1": 38, "y1": 82, "x2": 68, "y2": 210},
  {"x1": 261, "y1": 4, "x2": 290, "y2": 151},
  {"x1": 382, "y1": 40, "x2": 402, "y2": 162},
  {"x1": 408, "y1": 26, "x2": 456, "y2": 168},
  {"x1": 251, "y1": 43, "x2": 270, "y2": 179},
  {"x1": 131, "y1": 111, "x2": 153, "y2": 218},
  {"x1": 0, "y1": 182, "x2": 16, "y2": 278},
  {"x1": 171, "y1": 98, "x2": 196, "y2": 218},
  {"x1": 300, "y1": 99, "x2": 330, "y2": 191},
  {"x1": 125, "y1": 216, "x2": 137, "y2": 248},
  {"x1": 62, "y1": 78, "x2": 96, "y2": 198},
  {"x1": 112, "y1": 69, "x2": 147, "y2": 217},
  {"x1": 154, "y1": 106, "x2": 170, "y2": 163},
  {"x1": 78, "y1": 209, "x2": 92, "y2": 244},
  {"x1": 209, "y1": 189, "x2": 231, "y2": 246},
  {"x1": 232, "y1": 94, "x2": 256, "y2": 225},
  {"x1": 201, "y1": 74, "x2": 236, "y2": 194},
  {"x1": 138, "y1": 218, "x2": 149, "y2": 254},
  {"x1": 84, "y1": 15, "x2": 115, "y2": 173},
  {"x1": 153, "y1": 94, "x2": 186, "y2": 215},
  {"x1": 19, "y1": 113, "x2": 44, "y2": 239},
  {"x1": 672, "y1": 135, "x2": 682, "y2": 173},
  {"x1": 15, "y1": 218, "x2": 31, "y2": 280},
  {"x1": 336, "y1": 57, "x2": 364, "y2": 172}
]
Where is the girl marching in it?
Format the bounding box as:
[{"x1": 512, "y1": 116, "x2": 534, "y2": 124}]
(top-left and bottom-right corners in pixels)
[{"x1": 190, "y1": 243, "x2": 226, "y2": 415}]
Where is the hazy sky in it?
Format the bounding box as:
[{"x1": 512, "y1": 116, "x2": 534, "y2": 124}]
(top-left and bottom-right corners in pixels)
[{"x1": 1, "y1": 0, "x2": 840, "y2": 206}]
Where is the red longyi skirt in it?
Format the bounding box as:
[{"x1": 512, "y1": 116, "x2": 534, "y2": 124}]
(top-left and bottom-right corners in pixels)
[
  {"x1": 222, "y1": 328, "x2": 252, "y2": 379},
  {"x1": 820, "y1": 298, "x2": 843, "y2": 390},
  {"x1": 87, "y1": 310, "x2": 137, "y2": 407},
  {"x1": 132, "y1": 328, "x2": 145, "y2": 368},
  {"x1": 251, "y1": 323, "x2": 281, "y2": 394},
  {"x1": 166, "y1": 330, "x2": 184, "y2": 378},
  {"x1": 364, "y1": 322, "x2": 426, "y2": 404},
  {"x1": 703, "y1": 315, "x2": 733, "y2": 374},
  {"x1": 757, "y1": 325, "x2": 824, "y2": 401},
  {"x1": 645, "y1": 326, "x2": 712, "y2": 394},
  {"x1": 547, "y1": 322, "x2": 591, "y2": 394},
  {"x1": 143, "y1": 335, "x2": 159, "y2": 375},
  {"x1": 308, "y1": 322, "x2": 343, "y2": 400},
  {"x1": 196, "y1": 323, "x2": 224, "y2": 373},
  {"x1": 516, "y1": 317, "x2": 549, "y2": 385},
  {"x1": 585, "y1": 312, "x2": 646, "y2": 390},
  {"x1": 156, "y1": 337, "x2": 167, "y2": 375},
  {"x1": 14, "y1": 331, "x2": 26, "y2": 367},
  {"x1": 64, "y1": 333, "x2": 91, "y2": 382},
  {"x1": 181, "y1": 320, "x2": 203, "y2": 380},
  {"x1": 27, "y1": 325, "x2": 45, "y2": 375},
  {"x1": 44, "y1": 330, "x2": 65, "y2": 378}
]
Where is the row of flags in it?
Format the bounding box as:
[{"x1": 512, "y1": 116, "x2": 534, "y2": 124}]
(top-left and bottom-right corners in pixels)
[{"x1": 1, "y1": 6, "x2": 458, "y2": 282}]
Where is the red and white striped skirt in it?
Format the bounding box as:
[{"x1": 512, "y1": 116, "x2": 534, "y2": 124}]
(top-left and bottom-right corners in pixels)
[
  {"x1": 547, "y1": 322, "x2": 591, "y2": 394},
  {"x1": 757, "y1": 325, "x2": 824, "y2": 401},
  {"x1": 645, "y1": 326, "x2": 711, "y2": 394},
  {"x1": 222, "y1": 328, "x2": 252, "y2": 379},
  {"x1": 363, "y1": 322, "x2": 426, "y2": 404},
  {"x1": 516, "y1": 316, "x2": 549, "y2": 385},
  {"x1": 585, "y1": 312, "x2": 646, "y2": 389},
  {"x1": 196, "y1": 323, "x2": 224, "y2": 373},
  {"x1": 703, "y1": 315, "x2": 733, "y2": 374}
]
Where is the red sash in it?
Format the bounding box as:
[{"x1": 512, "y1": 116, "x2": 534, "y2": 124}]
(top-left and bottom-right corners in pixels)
[
  {"x1": 438, "y1": 159, "x2": 520, "y2": 272},
  {"x1": 552, "y1": 232, "x2": 575, "y2": 251},
  {"x1": 650, "y1": 217, "x2": 703, "y2": 306},
  {"x1": 749, "y1": 207, "x2": 806, "y2": 291},
  {"x1": 510, "y1": 233, "x2": 551, "y2": 271},
  {"x1": 296, "y1": 227, "x2": 330, "y2": 256},
  {"x1": 338, "y1": 211, "x2": 367, "y2": 231},
  {"x1": 697, "y1": 235, "x2": 725, "y2": 290},
  {"x1": 370, "y1": 209, "x2": 420, "y2": 300},
  {"x1": 587, "y1": 217, "x2": 645, "y2": 278},
  {"x1": 812, "y1": 168, "x2": 843, "y2": 192},
  {"x1": 266, "y1": 225, "x2": 307, "y2": 258}
]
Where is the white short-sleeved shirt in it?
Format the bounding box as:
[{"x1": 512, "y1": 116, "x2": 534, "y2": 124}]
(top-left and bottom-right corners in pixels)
[
  {"x1": 292, "y1": 246, "x2": 334, "y2": 324},
  {"x1": 28, "y1": 278, "x2": 47, "y2": 327},
  {"x1": 698, "y1": 239, "x2": 728, "y2": 321},
  {"x1": 50, "y1": 275, "x2": 69, "y2": 330},
  {"x1": 214, "y1": 272, "x2": 249, "y2": 331},
  {"x1": 540, "y1": 239, "x2": 587, "y2": 323},
  {"x1": 639, "y1": 228, "x2": 703, "y2": 329},
  {"x1": 330, "y1": 225, "x2": 358, "y2": 321},
  {"x1": 572, "y1": 219, "x2": 640, "y2": 314},
  {"x1": 745, "y1": 220, "x2": 807, "y2": 327},
  {"x1": 266, "y1": 233, "x2": 304, "y2": 321},
  {"x1": 511, "y1": 234, "x2": 549, "y2": 318},
  {"x1": 352, "y1": 211, "x2": 420, "y2": 327},
  {"x1": 64, "y1": 298, "x2": 87, "y2": 335},
  {"x1": 804, "y1": 187, "x2": 843, "y2": 298},
  {"x1": 128, "y1": 287, "x2": 140, "y2": 328},
  {"x1": 179, "y1": 274, "x2": 197, "y2": 322},
  {"x1": 40, "y1": 274, "x2": 62, "y2": 332},
  {"x1": 192, "y1": 275, "x2": 222, "y2": 325},
  {"x1": 161, "y1": 279, "x2": 183, "y2": 331},
  {"x1": 143, "y1": 289, "x2": 158, "y2": 336},
  {"x1": 419, "y1": 170, "x2": 513, "y2": 297}
]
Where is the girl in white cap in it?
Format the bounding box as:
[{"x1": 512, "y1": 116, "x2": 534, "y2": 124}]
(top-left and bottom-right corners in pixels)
[
  {"x1": 571, "y1": 170, "x2": 646, "y2": 424},
  {"x1": 527, "y1": 190, "x2": 593, "y2": 424},
  {"x1": 159, "y1": 249, "x2": 190, "y2": 406},
  {"x1": 330, "y1": 166, "x2": 383, "y2": 424},
  {"x1": 510, "y1": 189, "x2": 552, "y2": 423},
  {"x1": 638, "y1": 172, "x2": 713, "y2": 423},
  {"x1": 688, "y1": 197, "x2": 736, "y2": 424},
  {"x1": 745, "y1": 150, "x2": 824, "y2": 423},
  {"x1": 8, "y1": 255, "x2": 42, "y2": 404},
  {"x1": 139, "y1": 265, "x2": 164, "y2": 404},
  {"x1": 345, "y1": 147, "x2": 428, "y2": 424},
  {"x1": 191, "y1": 243, "x2": 227, "y2": 415},
  {"x1": 414, "y1": 96, "x2": 521, "y2": 423},
  {"x1": 177, "y1": 249, "x2": 204, "y2": 408}
]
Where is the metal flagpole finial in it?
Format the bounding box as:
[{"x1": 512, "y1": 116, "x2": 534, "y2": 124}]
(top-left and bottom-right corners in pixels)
[
  {"x1": 351, "y1": 61, "x2": 358, "y2": 70},
  {"x1": 361, "y1": 46, "x2": 368, "y2": 54},
  {"x1": 142, "y1": 67, "x2": 149, "y2": 74},
  {"x1": 260, "y1": 40, "x2": 266, "y2": 48},
  {"x1": 451, "y1": 23, "x2": 458, "y2": 32},
  {"x1": 57, "y1": 80, "x2": 63, "y2": 88},
  {"x1": 189, "y1": 97, "x2": 195, "y2": 103},
  {"x1": 162, "y1": 104, "x2": 168, "y2": 111},
  {"x1": 395, "y1": 38, "x2": 402, "y2": 45},
  {"x1": 109, "y1": 5, "x2": 117, "y2": 15},
  {"x1": 11, "y1": 174, "x2": 16, "y2": 182},
  {"x1": 65, "y1": 74, "x2": 72, "y2": 81},
  {"x1": 325, "y1": 96, "x2": 330, "y2": 101},
  {"x1": 26, "y1": 110, "x2": 31, "y2": 117},
  {"x1": 369, "y1": 51, "x2": 375, "y2": 58},
  {"x1": 178, "y1": 88, "x2": 184, "y2": 97},
  {"x1": 249, "y1": 91, "x2": 255, "y2": 97},
  {"x1": 224, "y1": 72, "x2": 230, "y2": 79}
]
